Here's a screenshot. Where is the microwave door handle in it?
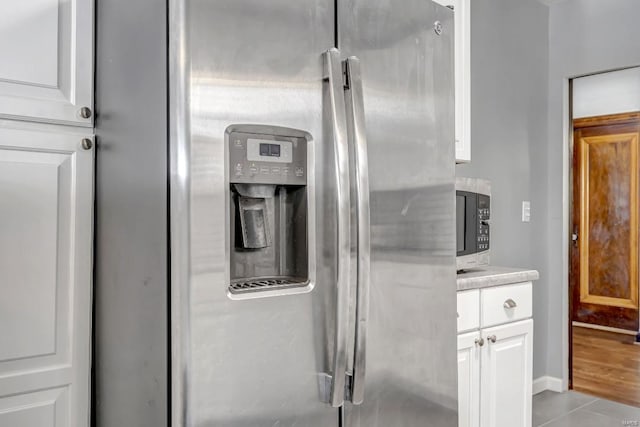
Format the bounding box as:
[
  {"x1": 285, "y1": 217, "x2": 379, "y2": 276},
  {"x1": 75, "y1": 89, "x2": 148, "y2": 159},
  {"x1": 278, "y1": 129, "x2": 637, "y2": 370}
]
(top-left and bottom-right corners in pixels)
[
  {"x1": 323, "y1": 48, "x2": 351, "y2": 408},
  {"x1": 344, "y1": 56, "x2": 371, "y2": 406}
]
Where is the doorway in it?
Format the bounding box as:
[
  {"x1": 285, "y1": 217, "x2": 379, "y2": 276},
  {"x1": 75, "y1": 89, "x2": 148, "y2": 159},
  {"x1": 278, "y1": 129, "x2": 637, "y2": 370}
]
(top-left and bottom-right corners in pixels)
[{"x1": 569, "y1": 68, "x2": 640, "y2": 406}]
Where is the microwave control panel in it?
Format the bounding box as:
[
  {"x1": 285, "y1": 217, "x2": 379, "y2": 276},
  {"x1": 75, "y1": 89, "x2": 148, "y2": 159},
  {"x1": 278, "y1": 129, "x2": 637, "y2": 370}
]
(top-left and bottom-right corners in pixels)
[{"x1": 477, "y1": 194, "x2": 490, "y2": 251}]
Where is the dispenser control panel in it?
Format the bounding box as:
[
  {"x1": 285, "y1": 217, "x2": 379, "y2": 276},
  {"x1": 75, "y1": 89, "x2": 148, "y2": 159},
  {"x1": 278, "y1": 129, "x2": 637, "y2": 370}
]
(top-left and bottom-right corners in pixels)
[{"x1": 229, "y1": 131, "x2": 307, "y2": 186}]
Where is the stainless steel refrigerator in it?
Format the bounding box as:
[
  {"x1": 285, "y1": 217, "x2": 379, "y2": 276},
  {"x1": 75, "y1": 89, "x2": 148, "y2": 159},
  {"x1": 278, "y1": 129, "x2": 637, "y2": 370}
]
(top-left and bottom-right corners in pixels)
[{"x1": 169, "y1": 0, "x2": 457, "y2": 426}]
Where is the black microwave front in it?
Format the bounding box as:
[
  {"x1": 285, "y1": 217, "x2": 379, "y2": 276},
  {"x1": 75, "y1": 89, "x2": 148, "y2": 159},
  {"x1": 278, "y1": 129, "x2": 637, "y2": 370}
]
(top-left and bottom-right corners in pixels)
[{"x1": 456, "y1": 178, "x2": 491, "y2": 271}]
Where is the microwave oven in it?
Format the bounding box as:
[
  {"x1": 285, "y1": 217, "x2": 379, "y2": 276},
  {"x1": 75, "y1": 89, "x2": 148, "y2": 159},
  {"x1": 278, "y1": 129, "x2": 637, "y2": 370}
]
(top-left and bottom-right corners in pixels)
[{"x1": 456, "y1": 178, "x2": 490, "y2": 271}]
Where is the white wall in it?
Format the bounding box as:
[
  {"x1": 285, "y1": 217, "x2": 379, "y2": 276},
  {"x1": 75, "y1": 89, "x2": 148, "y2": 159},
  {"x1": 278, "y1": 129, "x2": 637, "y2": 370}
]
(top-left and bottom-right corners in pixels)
[
  {"x1": 545, "y1": 0, "x2": 640, "y2": 382},
  {"x1": 455, "y1": 0, "x2": 549, "y2": 378},
  {"x1": 573, "y1": 67, "x2": 640, "y2": 119}
]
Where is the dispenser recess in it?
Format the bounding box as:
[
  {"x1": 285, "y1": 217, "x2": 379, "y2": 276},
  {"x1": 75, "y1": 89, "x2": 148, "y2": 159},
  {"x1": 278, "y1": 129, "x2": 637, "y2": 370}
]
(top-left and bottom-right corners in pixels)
[{"x1": 227, "y1": 125, "x2": 310, "y2": 295}]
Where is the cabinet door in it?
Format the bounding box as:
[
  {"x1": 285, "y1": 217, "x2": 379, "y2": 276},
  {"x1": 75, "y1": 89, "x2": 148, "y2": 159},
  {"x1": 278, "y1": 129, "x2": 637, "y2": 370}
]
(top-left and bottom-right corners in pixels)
[
  {"x1": 458, "y1": 331, "x2": 481, "y2": 427},
  {"x1": 432, "y1": 0, "x2": 471, "y2": 163},
  {"x1": 0, "y1": 0, "x2": 93, "y2": 125},
  {"x1": 480, "y1": 319, "x2": 533, "y2": 427},
  {"x1": 0, "y1": 125, "x2": 94, "y2": 427}
]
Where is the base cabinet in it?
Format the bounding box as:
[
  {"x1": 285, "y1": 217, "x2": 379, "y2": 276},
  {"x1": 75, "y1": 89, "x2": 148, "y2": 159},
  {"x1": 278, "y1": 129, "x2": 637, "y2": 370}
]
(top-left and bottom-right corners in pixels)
[
  {"x1": 0, "y1": 124, "x2": 94, "y2": 427},
  {"x1": 480, "y1": 319, "x2": 533, "y2": 427},
  {"x1": 458, "y1": 331, "x2": 481, "y2": 427},
  {"x1": 457, "y1": 283, "x2": 534, "y2": 427}
]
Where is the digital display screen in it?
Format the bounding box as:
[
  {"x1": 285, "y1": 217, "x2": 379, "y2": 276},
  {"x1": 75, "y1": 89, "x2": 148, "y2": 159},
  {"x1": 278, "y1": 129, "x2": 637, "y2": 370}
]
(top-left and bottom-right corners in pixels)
[{"x1": 259, "y1": 143, "x2": 281, "y2": 157}]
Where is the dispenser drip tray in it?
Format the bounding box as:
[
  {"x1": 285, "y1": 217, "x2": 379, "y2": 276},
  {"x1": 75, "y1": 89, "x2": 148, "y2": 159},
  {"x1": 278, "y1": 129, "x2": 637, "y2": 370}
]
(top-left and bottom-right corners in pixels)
[{"x1": 229, "y1": 276, "x2": 309, "y2": 295}]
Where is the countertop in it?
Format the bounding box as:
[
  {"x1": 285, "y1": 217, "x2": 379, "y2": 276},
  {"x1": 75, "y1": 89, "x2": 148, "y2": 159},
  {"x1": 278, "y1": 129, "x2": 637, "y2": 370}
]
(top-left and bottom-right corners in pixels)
[{"x1": 456, "y1": 266, "x2": 539, "y2": 291}]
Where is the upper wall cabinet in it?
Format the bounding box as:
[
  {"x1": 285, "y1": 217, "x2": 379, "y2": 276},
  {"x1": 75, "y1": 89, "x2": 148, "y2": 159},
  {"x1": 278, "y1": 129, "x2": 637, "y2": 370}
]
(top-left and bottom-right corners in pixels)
[
  {"x1": 0, "y1": 0, "x2": 94, "y2": 126},
  {"x1": 434, "y1": 0, "x2": 471, "y2": 163}
]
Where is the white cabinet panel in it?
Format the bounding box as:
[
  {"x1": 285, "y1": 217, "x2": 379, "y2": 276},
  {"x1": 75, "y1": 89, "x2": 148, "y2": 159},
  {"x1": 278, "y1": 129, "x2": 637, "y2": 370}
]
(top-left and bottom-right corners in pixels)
[
  {"x1": 0, "y1": 151, "x2": 69, "y2": 362},
  {"x1": 457, "y1": 289, "x2": 480, "y2": 332},
  {"x1": 0, "y1": 0, "x2": 58, "y2": 87},
  {"x1": 0, "y1": 387, "x2": 68, "y2": 427},
  {"x1": 458, "y1": 331, "x2": 480, "y2": 427},
  {"x1": 0, "y1": 125, "x2": 93, "y2": 427},
  {"x1": 480, "y1": 319, "x2": 533, "y2": 427},
  {"x1": 433, "y1": 0, "x2": 471, "y2": 163},
  {"x1": 0, "y1": 0, "x2": 93, "y2": 125},
  {"x1": 481, "y1": 282, "x2": 533, "y2": 328}
]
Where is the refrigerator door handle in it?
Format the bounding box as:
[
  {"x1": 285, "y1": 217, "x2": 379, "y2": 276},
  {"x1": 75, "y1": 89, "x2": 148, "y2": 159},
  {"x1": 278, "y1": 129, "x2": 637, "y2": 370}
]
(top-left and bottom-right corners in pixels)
[
  {"x1": 344, "y1": 56, "x2": 371, "y2": 406},
  {"x1": 322, "y1": 48, "x2": 351, "y2": 408}
]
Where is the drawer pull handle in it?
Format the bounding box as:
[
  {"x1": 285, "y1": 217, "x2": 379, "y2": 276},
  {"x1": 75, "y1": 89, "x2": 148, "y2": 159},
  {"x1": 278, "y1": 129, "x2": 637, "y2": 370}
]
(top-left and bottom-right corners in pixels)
[
  {"x1": 503, "y1": 299, "x2": 517, "y2": 309},
  {"x1": 487, "y1": 335, "x2": 497, "y2": 343},
  {"x1": 474, "y1": 338, "x2": 485, "y2": 347}
]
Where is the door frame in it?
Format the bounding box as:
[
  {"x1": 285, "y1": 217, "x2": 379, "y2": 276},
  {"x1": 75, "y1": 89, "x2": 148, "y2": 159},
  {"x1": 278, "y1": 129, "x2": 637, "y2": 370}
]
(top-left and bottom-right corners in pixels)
[{"x1": 564, "y1": 71, "x2": 640, "y2": 389}]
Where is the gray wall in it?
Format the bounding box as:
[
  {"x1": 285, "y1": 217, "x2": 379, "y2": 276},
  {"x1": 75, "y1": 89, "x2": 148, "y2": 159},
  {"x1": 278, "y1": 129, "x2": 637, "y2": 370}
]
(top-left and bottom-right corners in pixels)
[
  {"x1": 455, "y1": 0, "x2": 549, "y2": 377},
  {"x1": 94, "y1": 0, "x2": 168, "y2": 425},
  {"x1": 544, "y1": 0, "x2": 640, "y2": 379}
]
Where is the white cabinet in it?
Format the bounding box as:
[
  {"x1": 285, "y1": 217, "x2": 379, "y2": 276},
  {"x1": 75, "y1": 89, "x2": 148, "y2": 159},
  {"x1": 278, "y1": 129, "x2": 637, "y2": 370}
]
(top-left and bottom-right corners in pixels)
[
  {"x1": 433, "y1": 0, "x2": 471, "y2": 163},
  {"x1": 457, "y1": 289, "x2": 480, "y2": 332},
  {"x1": 457, "y1": 282, "x2": 533, "y2": 427},
  {"x1": 0, "y1": 124, "x2": 94, "y2": 427},
  {"x1": 481, "y1": 319, "x2": 533, "y2": 427},
  {"x1": 458, "y1": 331, "x2": 481, "y2": 427},
  {"x1": 0, "y1": 0, "x2": 94, "y2": 125}
]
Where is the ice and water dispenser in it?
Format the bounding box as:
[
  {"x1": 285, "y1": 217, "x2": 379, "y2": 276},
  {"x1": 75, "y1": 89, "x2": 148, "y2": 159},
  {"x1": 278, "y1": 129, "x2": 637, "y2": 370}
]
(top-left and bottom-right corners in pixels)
[{"x1": 227, "y1": 126, "x2": 310, "y2": 295}]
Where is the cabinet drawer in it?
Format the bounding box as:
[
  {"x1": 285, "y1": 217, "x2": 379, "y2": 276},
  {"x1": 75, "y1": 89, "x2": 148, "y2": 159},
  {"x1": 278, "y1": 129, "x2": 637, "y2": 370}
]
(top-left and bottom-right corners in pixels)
[
  {"x1": 481, "y1": 282, "x2": 532, "y2": 327},
  {"x1": 457, "y1": 290, "x2": 480, "y2": 332}
]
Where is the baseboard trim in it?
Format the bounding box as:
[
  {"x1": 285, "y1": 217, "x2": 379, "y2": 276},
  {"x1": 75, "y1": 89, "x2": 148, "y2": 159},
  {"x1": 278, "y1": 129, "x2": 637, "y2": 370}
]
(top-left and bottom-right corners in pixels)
[
  {"x1": 533, "y1": 376, "x2": 563, "y2": 395},
  {"x1": 572, "y1": 321, "x2": 637, "y2": 336}
]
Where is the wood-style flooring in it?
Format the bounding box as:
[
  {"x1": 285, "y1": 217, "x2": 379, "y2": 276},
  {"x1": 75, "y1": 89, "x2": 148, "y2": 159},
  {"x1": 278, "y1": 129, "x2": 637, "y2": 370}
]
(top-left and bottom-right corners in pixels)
[{"x1": 572, "y1": 325, "x2": 640, "y2": 407}]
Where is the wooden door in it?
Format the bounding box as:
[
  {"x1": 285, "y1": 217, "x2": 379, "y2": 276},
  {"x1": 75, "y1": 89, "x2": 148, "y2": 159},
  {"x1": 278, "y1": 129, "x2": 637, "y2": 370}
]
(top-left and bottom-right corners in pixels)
[
  {"x1": 0, "y1": 124, "x2": 94, "y2": 426},
  {"x1": 458, "y1": 331, "x2": 481, "y2": 427},
  {"x1": 571, "y1": 112, "x2": 640, "y2": 331},
  {"x1": 480, "y1": 319, "x2": 533, "y2": 427},
  {"x1": 0, "y1": 0, "x2": 93, "y2": 125}
]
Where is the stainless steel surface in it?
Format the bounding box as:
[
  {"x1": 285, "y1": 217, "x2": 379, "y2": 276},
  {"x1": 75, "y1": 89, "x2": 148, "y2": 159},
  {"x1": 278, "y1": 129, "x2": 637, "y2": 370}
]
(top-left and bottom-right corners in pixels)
[
  {"x1": 171, "y1": 1, "x2": 460, "y2": 425},
  {"x1": 339, "y1": 1, "x2": 458, "y2": 426},
  {"x1": 475, "y1": 338, "x2": 485, "y2": 347},
  {"x1": 81, "y1": 138, "x2": 92, "y2": 150},
  {"x1": 504, "y1": 298, "x2": 518, "y2": 309},
  {"x1": 323, "y1": 47, "x2": 352, "y2": 408},
  {"x1": 79, "y1": 106, "x2": 92, "y2": 119},
  {"x1": 95, "y1": 0, "x2": 168, "y2": 424},
  {"x1": 169, "y1": 0, "x2": 189, "y2": 423},
  {"x1": 343, "y1": 56, "x2": 371, "y2": 406},
  {"x1": 488, "y1": 335, "x2": 497, "y2": 343},
  {"x1": 170, "y1": 0, "x2": 341, "y2": 425}
]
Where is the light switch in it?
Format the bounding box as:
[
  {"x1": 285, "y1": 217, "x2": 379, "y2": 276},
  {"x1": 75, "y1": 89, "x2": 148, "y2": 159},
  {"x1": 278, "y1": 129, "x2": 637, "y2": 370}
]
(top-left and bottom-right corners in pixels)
[{"x1": 522, "y1": 201, "x2": 531, "y2": 222}]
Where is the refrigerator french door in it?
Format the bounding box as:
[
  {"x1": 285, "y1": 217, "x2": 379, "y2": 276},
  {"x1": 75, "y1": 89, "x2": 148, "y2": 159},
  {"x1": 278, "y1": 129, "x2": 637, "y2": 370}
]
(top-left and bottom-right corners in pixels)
[
  {"x1": 169, "y1": 0, "x2": 457, "y2": 425},
  {"x1": 338, "y1": 1, "x2": 457, "y2": 426}
]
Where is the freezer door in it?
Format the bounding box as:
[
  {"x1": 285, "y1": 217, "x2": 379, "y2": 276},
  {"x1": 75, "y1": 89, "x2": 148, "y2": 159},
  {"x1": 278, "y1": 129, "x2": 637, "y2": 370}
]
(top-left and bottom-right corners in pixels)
[
  {"x1": 170, "y1": 1, "x2": 344, "y2": 426},
  {"x1": 338, "y1": 1, "x2": 458, "y2": 426}
]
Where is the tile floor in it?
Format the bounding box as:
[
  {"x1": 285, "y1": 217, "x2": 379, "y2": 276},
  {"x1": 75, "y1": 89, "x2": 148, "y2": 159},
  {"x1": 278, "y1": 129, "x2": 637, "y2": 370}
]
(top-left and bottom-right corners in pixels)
[{"x1": 534, "y1": 390, "x2": 640, "y2": 426}]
